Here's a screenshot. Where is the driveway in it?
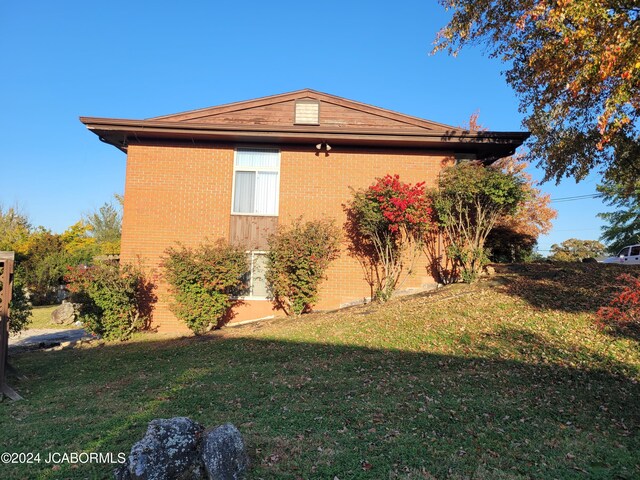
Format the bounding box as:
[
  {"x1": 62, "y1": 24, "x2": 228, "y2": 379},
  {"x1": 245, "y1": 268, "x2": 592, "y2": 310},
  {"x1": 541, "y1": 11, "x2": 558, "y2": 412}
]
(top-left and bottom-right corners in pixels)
[{"x1": 8, "y1": 328, "x2": 96, "y2": 351}]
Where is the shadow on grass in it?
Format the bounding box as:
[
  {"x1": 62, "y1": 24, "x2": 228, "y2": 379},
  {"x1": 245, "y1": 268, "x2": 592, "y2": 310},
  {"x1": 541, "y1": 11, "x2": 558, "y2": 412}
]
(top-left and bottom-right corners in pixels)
[
  {"x1": 493, "y1": 263, "x2": 635, "y2": 314},
  {"x1": 1, "y1": 332, "x2": 638, "y2": 480}
]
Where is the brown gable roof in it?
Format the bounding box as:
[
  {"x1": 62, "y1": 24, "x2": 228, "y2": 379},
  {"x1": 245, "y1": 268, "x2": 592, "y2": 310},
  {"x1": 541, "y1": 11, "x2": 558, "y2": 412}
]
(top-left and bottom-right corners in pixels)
[
  {"x1": 80, "y1": 89, "x2": 529, "y2": 162},
  {"x1": 148, "y1": 89, "x2": 455, "y2": 132}
]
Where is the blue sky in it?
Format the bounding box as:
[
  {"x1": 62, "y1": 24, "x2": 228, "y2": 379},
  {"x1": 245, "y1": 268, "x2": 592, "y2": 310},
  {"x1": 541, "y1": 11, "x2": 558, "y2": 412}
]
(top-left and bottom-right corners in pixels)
[{"x1": 0, "y1": 1, "x2": 608, "y2": 254}]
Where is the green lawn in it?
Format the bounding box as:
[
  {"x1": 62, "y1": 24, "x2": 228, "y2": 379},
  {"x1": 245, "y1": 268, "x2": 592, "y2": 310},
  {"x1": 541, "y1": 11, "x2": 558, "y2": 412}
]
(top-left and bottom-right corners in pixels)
[
  {"x1": 1, "y1": 263, "x2": 639, "y2": 479},
  {"x1": 27, "y1": 305, "x2": 78, "y2": 330}
]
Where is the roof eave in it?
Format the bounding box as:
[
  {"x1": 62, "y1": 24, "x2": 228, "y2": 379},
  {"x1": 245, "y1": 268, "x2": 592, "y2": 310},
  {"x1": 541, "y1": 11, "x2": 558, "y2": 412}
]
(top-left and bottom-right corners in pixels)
[{"x1": 80, "y1": 117, "x2": 530, "y2": 160}]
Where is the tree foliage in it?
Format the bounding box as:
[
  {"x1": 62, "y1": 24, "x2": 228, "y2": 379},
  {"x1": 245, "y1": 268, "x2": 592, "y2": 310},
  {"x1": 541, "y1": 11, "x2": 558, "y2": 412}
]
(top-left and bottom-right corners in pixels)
[
  {"x1": 266, "y1": 218, "x2": 341, "y2": 316},
  {"x1": 17, "y1": 224, "x2": 98, "y2": 305},
  {"x1": 163, "y1": 242, "x2": 248, "y2": 334},
  {"x1": 0, "y1": 205, "x2": 31, "y2": 253},
  {"x1": 85, "y1": 198, "x2": 122, "y2": 255},
  {"x1": 596, "y1": 273, "x2": 640, "y2": 336},
  {"x1": 66, "y1": 262, "x2": 154, "y2": 341},
  {"x1": 346, "y1": 175, "x2": 434, "y2": 301},
  {"x1": 598, "y1": 180, "x2": 640, "y2": 253},
  {"x1": 18, "y1": 229, "x2": 68, "y2": 305},
  {"x1": 487, "y1": 155, "x2": 557, "y2": 262},
  {"x1": 434, "y1": 0, "x2": 640, "y2": 189},
  {"x1": 432, "y1": 162, "x2": 526, "y2": 282},
  {"x1": 549, "y1": 238, "x2": 606, "y2": 262}
]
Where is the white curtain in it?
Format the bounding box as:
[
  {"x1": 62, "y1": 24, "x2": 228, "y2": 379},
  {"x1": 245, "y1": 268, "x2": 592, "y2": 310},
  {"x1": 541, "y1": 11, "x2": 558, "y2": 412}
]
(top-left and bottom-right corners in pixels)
[
  {"x1": 255, "y1": 172, "x2": 278, "y2": 214},
  {"x1": 234, "y1": 148, "x2": 279, "y2": 215},
  {"x1": 233, "y1": 171, "x2": 255, "y2": 213},
  {"x1": 251, "y1": 253, "x2": 269, "y2": 297}
]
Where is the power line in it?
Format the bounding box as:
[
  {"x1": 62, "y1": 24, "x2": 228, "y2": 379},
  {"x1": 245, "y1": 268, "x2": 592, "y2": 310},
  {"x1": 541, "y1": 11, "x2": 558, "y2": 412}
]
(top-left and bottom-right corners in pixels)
[{"x1": 550, "y1": 193, "x2": 602, "y2": 203}]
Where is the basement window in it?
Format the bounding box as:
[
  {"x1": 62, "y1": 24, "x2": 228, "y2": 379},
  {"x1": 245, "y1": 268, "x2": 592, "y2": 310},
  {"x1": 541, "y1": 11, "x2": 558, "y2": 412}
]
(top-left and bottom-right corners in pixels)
[
  {"x1": 234, "y1": 251, "x2": 269, "y2": 299},
  {"x1": 294, "y1": 99, "x2": 320, "y2": 125}
]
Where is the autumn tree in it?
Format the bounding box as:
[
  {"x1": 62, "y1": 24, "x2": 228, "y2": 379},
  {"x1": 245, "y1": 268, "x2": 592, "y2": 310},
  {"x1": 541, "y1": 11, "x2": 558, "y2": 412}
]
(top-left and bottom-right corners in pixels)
[
  {"x1": 598, "y1": 180, "x2": 640, "y2": 253},
  {"x1": 549, "y1": 238, "x2": 606, "y2": 262},
  {"x1": 433, "y1": 1, "x2": 640, "y2": 190},
  {"x1": 19, "y1": 229, "x2": 68, "y2": 304},
  {"x1": 0, "y1": 205, "x2": 31, "y2": 253},
  {"x1": 346, "y1": 175, "x2": 434, "y2": 301},
  {"x1": 432, "y1": 162, "x2": 526, "y2": 282},
  {"x1": 486, "y1": 155, "x2": 557, "y2": 262},
  {"x1": 459, "y1": 114, "x2": 557, "y2": 262},
  {"x1": 19, "y1": 223, "x2": 98, "y2": 305}
]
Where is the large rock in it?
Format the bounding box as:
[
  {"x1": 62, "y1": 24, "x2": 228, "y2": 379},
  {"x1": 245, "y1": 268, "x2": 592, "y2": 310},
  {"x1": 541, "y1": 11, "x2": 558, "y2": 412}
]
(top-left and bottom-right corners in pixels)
[
  {"x1": 119, "y1": 417, "x2": 205, "y2": 480},
  {"x1": 51, "y1": 301, "x2": 76, "y2": 325},
  {"x1": 201, "y1": 424, "x2": 248, "y2": 480}
]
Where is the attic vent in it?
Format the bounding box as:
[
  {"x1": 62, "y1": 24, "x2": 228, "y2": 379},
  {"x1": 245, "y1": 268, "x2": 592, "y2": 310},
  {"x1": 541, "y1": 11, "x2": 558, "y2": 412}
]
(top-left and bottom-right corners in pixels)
[
  {"x1": 454, "y1": 153, "x2": 477, "y2": 164},
  {"x1": 294, "y1": 99, "x2": 320, "y2": 125}
]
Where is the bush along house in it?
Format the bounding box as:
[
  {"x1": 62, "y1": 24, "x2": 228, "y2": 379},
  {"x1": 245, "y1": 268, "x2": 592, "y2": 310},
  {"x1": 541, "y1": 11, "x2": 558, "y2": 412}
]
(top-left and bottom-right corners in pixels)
[{"x1": 81, "y1": 89, "x2": 528, "y2": 333}]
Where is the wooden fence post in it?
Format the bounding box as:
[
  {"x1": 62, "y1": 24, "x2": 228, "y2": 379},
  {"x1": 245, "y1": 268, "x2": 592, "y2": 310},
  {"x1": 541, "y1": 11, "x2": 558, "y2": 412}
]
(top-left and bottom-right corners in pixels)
[{"x1": 0, "y1": 251, "x2": 22, "y2": 401}]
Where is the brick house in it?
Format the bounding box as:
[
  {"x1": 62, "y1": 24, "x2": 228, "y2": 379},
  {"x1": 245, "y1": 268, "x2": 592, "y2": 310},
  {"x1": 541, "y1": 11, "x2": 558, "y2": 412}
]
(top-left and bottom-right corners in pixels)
[{"x1": 81, "y1": 89, "x2": 527, "y2": 333}]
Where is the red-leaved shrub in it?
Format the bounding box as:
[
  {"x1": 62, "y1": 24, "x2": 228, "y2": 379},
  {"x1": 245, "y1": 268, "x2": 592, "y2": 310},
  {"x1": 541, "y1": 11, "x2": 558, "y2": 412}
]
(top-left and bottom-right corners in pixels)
[{"x1": 596, "y1": 273, "x2": 640, "y2": 334}]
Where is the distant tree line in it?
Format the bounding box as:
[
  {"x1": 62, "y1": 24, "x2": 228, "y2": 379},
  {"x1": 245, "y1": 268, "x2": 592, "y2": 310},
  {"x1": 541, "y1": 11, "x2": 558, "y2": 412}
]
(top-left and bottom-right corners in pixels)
[{"x1": 0, "y1": 196, "x2": 122, "y2": 307}]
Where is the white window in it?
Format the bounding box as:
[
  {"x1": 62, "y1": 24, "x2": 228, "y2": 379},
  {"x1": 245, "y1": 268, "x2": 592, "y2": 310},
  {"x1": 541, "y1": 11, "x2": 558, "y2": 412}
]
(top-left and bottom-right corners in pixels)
[
  {"x1": 235, "y1": 251, "x2": 269, "y2": 299},
  {"x1": 232, "y1": 148, "x2": 280, "y2": 215}
]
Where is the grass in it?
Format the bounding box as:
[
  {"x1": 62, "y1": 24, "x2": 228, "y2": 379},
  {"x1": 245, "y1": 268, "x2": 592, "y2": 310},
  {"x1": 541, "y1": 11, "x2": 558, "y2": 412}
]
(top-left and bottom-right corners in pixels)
[
  {"x1": 1, "y1": 263, "x2": 639, "y2": 479},
  {"x1": 26, "y1": 305, "x2": 77, "y2": 330}
]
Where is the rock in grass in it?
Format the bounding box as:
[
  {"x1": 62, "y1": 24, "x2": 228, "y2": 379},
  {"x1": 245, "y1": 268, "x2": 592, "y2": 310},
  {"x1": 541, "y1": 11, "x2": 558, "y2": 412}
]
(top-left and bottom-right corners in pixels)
[
  {"x1": 119, "y1": 417, "x2": 205, "y2": 480},
  {"x1": 201, "y1": 424, "x2": 248, "y2": 480},
  {"x1": 51, "y1": 301, "x2": 76, "y2": 325}
]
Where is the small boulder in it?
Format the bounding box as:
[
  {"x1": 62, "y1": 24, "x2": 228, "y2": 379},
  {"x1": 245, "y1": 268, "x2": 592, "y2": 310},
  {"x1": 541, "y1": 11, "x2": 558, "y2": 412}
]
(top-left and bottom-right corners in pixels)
[
  {"x1": 51, "y1": 301, "x2": 76, "y2": 325},
  {"x1": 201, "y1": 424, "x2": 248, "y2": 480},
  {"x1": 122, "y1": 417, "x2": 205, "y2": 480}
]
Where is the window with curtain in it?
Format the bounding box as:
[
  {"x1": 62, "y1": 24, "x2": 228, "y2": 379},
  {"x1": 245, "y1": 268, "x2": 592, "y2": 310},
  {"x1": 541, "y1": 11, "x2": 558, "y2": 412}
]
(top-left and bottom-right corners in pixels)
[
  {"x1": 233, "y1": 251, "x2": 269, "y2": 299},
  {"x1": 232, "y1": 148, "x2": 280, "y2": 215}
]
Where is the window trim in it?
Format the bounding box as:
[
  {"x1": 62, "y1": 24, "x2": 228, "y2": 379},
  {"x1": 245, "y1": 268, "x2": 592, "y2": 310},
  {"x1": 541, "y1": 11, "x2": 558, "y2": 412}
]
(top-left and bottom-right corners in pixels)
[
  {"x1": 231, "y1": 147, "x2": 281, "y2": 216},
  {"x1": 233, "y1": 250, "x2": 270, "y2": 301}
]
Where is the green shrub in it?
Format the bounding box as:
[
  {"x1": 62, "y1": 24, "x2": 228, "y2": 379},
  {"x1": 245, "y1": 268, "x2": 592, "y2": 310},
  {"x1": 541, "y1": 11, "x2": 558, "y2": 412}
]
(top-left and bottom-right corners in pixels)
[
  {"x1": 4, "y1": 273, "x2": 32, "y2": 334},
  {"x1": 66, "y1": 262, "x2": 154, "y2": 340},
  {"x1": 163, "y1": 242, "x2": 247, "y2": 334},
  {"x1": 266, "y1": 218, "x2": 341, "y2": 315}
]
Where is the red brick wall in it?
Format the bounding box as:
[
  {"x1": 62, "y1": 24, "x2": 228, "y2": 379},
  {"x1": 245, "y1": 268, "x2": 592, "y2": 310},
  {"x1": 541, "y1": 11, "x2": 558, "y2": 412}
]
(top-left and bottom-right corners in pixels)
[{"x1": 121, "y1": 142, "x2": 451, "y2": 333}]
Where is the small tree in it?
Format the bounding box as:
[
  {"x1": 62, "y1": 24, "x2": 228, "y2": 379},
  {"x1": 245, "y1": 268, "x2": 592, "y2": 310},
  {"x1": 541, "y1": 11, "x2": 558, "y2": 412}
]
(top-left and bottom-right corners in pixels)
[
  {"x1": 266, "y1": 218, "x2": 341, "y2": 315},
  {"x1": 66, "y1": 262, "x2": 154, "y2": 341},
  {"x1": 432, "y1": 162, "x2": 526, "y2": 282},
  {"x1": 84, "y1": 196, "x2": 122, "y2": 255},
  {"x1": 346, "y1": 175, "x2": 434, "y2": 301},
  {"x1": 549, "y1": 238, "x2": 606, "y2": 262},
  {"x1": 163, "y1": 242, "x2": 247, "y2": 334}
]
